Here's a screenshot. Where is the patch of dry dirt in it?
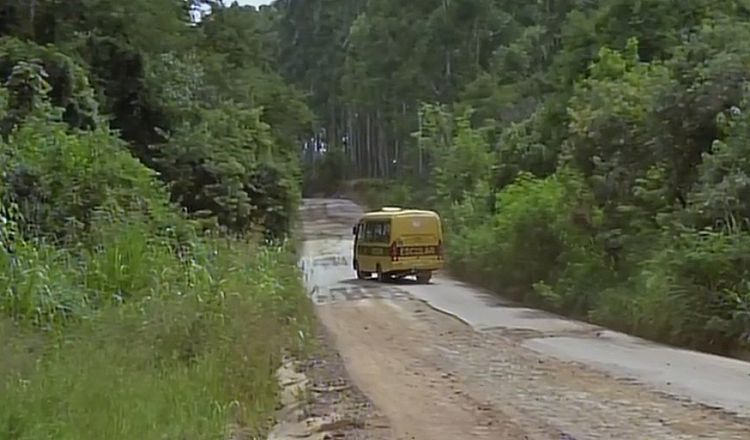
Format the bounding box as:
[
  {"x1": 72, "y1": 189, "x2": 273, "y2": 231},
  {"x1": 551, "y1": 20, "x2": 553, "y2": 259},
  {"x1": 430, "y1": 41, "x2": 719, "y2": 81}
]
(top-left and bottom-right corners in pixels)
[
  {"x1": 317, "y1": 299, "x2": 551, "y2": 440},
  {"x1": 313, "y1": 296, "x2": 750, "y2": 439}
]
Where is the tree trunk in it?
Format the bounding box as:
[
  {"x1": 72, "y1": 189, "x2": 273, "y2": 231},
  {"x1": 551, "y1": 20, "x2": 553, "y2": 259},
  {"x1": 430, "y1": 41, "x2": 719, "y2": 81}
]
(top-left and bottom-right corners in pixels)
[
  {"x1": 366, "y1": 112, "x2": 372, "y2": 178},
  {"x1": 417, "y1": 110, "x2": 424, "y2": 177}
]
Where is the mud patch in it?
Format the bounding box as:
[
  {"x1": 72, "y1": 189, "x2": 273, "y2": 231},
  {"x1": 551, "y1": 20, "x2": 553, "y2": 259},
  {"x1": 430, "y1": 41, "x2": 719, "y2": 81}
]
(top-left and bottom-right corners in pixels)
[
  {"x1": 313, "y1": 285, "x2": 413, "y2": 305},
  {"x1": 312, "y1": 256, "x2": 349, "y2": 267}
]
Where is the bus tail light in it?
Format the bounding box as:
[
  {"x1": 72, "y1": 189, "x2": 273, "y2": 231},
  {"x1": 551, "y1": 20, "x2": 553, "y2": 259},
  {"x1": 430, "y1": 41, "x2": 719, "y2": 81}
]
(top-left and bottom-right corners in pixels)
[
  {"x1": 436, "y1": 240, "x2": 444, "y2": 260},
  {"x1": 389, "y1": 242, "x2": 399, "y2": 261}
]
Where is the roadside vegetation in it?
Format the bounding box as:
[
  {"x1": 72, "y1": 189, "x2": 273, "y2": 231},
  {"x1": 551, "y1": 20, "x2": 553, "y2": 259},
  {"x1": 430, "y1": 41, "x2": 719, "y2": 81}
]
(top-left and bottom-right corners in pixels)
[
  {"x1": 4, "y1": 0, "x2": 750, "y2": 435},
  {"x1": 0, "y1": 1, "x2": 313, "y2": 438},
  {"x1": 290, "y1": 1, "x2": 750, "y2": 356}
]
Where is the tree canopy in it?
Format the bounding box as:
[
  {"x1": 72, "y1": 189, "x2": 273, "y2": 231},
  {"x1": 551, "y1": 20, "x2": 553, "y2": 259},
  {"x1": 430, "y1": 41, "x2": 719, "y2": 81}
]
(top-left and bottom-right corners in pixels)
[
  {"x1": 1, "y1": 0, "x2": 313, "y2": 238},
  {"x1": 285, "y1": 0, "x2": 750, "y2": 354}
]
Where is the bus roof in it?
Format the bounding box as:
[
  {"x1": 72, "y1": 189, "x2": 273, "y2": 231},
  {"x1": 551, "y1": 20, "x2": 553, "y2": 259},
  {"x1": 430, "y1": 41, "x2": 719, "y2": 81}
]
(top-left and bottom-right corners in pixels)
[{"x1": 359, "y1": 207, "x2": 440, "y2": 220}]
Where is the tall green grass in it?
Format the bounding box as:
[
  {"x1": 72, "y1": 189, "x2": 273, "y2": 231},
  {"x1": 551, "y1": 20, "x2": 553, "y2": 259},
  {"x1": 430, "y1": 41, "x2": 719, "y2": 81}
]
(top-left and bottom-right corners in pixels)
[
  {"x1": 0, "y1": 240, "x2": 312, "y2": 440},
  {"x1": 0, "y1": 214, "x2": 312, "y2": 440}
]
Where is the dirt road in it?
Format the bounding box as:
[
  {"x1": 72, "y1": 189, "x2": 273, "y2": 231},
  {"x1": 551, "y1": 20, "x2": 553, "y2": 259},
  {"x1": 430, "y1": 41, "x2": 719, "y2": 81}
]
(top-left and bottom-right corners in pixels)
[{"x1": 299, "y1": 198, "x2": 750, "y2": 439}]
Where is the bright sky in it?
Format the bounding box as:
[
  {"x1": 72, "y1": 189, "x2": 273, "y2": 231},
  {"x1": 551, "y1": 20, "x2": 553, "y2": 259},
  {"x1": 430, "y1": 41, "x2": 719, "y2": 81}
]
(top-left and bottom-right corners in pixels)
[
  {"x1": 192, "y1": 0, "x2": 272, "y2": 21},
  {"x1": 234, "y1": 0, "x2": 273, "y2": 6}
]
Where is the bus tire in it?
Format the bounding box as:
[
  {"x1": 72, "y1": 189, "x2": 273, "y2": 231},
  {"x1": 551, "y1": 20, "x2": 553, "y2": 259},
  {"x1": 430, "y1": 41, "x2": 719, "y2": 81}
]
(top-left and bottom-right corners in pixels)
[
  {"x1": 376, "y1": 265, "x2": 388, "y2": 282},
  {"x1": 356, "y1": 270, "x2": 370, "y2": 280},
  {"x1": 416, "y1": 271, "x2": 432, "y2": 284}
]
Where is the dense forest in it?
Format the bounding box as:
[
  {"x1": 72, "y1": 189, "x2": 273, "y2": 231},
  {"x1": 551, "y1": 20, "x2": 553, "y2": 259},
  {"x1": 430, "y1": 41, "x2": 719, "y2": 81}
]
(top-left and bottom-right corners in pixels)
[
  {"x1": 0, "y1": 1, "x2": 312, "y2": 438},
  {"x1": 3, "y1": 0, "x2": 750, "y2": 437},
  {"x1": 295, "y1": 0, "x2": 750, "y2": 356}
]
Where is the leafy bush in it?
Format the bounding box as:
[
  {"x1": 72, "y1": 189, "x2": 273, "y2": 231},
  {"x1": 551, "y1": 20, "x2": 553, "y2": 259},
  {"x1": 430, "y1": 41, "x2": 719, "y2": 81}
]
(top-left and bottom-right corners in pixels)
[
  {"x1": 448, "y1": 171, "x2": 611, "y2": 313},
  {"x1": 592, "y1": 228, "x2": 750, "y2": 352},
  {"x1": 156, "y1": 102, "x2": 299, "y2": 239},
  {"x1": 1, "y1": 113, "x2": 175, "y2": 244},
  {"x1": 688, "y1": 95, "x2": 750, "y2": 229},
  {"x1": 416, "y1": 104, "x2": 494, "y2": 209},
  {"x1": 436, "y1": 179, "x2": 495, "y2": 279},
  {"x1": 0, "y1": 37, "x2": 98, "y2": 132},
  {"x1": 0, "y1": 57, "x2": 313, "y2": 438}
]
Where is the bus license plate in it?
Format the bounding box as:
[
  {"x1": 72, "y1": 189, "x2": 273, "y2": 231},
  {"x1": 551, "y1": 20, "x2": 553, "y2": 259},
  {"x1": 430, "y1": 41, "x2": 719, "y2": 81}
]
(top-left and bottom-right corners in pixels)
[{"x1": 400, "y1": 246, "x2": 435, "y2": 256}]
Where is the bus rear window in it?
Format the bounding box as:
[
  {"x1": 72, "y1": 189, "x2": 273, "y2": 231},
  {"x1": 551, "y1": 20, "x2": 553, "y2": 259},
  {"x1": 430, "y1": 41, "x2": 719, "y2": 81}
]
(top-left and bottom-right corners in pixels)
[{"x1": 363, "y1": 220, "x2": 391, "y2": 243}]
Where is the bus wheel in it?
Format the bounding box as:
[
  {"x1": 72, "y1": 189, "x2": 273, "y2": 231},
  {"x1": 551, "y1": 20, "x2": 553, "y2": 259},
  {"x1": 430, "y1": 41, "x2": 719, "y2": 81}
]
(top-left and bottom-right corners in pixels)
[
  {"x1": 416, "y1": 271, "x2": 432, "y2": 284},
  {"x1": 376, "y1": 265, "x2": 388, "y2": 282},
  {"x1": 356, "y1": 270, "x2": 370, "y2": 280}
]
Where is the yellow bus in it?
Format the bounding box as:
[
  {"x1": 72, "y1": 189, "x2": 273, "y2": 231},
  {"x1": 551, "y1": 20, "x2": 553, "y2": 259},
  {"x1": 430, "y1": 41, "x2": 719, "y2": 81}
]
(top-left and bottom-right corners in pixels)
[{"x1": 352, "y1": 207, "x2": 444, "y2": 283}]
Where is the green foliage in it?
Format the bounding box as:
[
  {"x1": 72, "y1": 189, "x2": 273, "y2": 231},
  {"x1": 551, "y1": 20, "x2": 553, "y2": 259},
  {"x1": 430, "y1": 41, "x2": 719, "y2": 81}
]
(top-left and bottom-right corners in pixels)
[
  {"x1": 157, "y1": 102, "x2": 298, "y2": 238},
  {"x1": 688, "y1": 93, "x2": 750, "y2": 228},
  {"x1": 416, "y1": 104, "x2": 493, "y2": 207},
  {"x1": 144, "y1": 49, "x2": 309, "y2": 237},
  {"x1": 303, "y1": 145, "x2": 348, "y2": 196},
  {"x1": 0, "y1": 37, "x2": 98, "y2": 132},
  {"x1": 0, "y1": 74, "x2": 310, "y2": 440},
  {"x1": 565, "y1": 39, "x2": 674, "y2": 206},
  {"x1": 445, "y1": 171, "x2": 610, "y2": 313},
  {"x1": 592, "y1": 228, "x2": 750, "y2": 352},
  {"x1": 404, "y1": 86, "x2": 750, "y2": 353},
  {"x1": 0, "y1": 3, "x2": 316, "y2": 437},
  {"x1": 0, "y1": 238, "x2": 311, "y2": 439},
  {"x1": 1, "y1": 1, "x2": 312, "y2": 238},
  {"x1": 494, "y1": 105, "x2": 560, "y2": 189},
  {"x1": 1, "y1": 104, "x2": 172, "y2": 244}
]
